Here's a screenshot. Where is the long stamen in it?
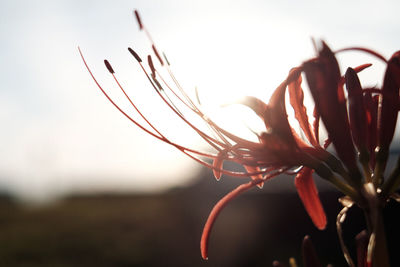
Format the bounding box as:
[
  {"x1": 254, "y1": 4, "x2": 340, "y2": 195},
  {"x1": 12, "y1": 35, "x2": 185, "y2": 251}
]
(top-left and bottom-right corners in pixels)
[
  {"x1": 131, "y1": 10, "x2": 236, "y2": 149},
  {"x1": 80, "y1": 48, "x2": 228, "y2": 165},
  {"x1": 155, "y1": 69, "x2": 200, "y2": 114},
  {"x1": 135, "y1": 59, "x2": 230, "y2": 149},
  {"x1": 110, "y1": 72, "x2": 166, "y2": 139},
  {"x1": 153, "y1": 72, "x2": 230, "y2": 151},
  {"x1": 125, "y1": 43, "x2": 322, "y2": 175},
  {"x1": 132, "y1": 9, "x2": 205, "y2": 114},
  {"x1": 161, "y1": 60, "x2": 232, "y2": 148},
  {"x1": 128, "y1": 48, "x2": 195, "y2": 117},
  {"x1": 127, "y1": 48, "x2": 236, "y2": 154},
  {"x1": 85, "y1": 51, "x2": 275, "y2": 178},
  {"x1": 152, "y1": 44, "x2": 164, "y2": 66},
  {"x1": 154, "y1": 70, "x2": 234, "y2": 150},
  {"x1": 182, "y1": 149, "x2": 276, "y2": 177}
]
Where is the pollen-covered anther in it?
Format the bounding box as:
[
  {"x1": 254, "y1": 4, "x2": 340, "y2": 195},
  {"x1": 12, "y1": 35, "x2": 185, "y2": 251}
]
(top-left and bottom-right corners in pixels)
[
  {"x1": 104, "y1": 60, "x2": 115, "y2": 74},
  {"x1": 128, "y1": 47, "x2": 142, "y2": 62},
  {"x1": 152, "y1": 45, "x2": 164, "y2": 66},
  {"x1": 152, "y1": 77, "x2": 163, "y2": 91},
  {"x1": 148, "y1": 55, "x2": 156, "y2": 76},
  {"x1": 162, "y1": 52, "x2": 170, "y2": 66},
  {"x1": 134, "y1": 10, "x2": 143, "y2": 30}
]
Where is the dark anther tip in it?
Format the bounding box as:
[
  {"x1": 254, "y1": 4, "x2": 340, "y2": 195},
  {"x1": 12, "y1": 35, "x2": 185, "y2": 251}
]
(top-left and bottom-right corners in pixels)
[
  {"x1": 162, "y1": 52, "x2": 170, "y2": 66},
  {"x1": 128, "y1": 47, "x2": 142, "y2": 62},
  {"x1": 104, "y1": 60, "x2": 115, "y2": 74},
  {"x1": 152, "y1": 45, "x2": 164, "y2": 66},
  {"x1": 134, "y1": 10, "x2": 143, "y2": 30},
  {"x1": 148, "y1": 55, "x2": 155, "y2": 74}
]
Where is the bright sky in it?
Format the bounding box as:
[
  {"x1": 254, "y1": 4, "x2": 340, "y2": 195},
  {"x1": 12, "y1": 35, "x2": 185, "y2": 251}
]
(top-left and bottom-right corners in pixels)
[{"x1": 0, "y1": 0, "x2": 399, "y2": 201}]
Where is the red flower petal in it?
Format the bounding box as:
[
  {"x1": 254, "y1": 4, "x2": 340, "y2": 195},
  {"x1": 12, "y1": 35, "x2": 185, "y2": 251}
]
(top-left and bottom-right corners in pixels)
[
  {"x1": 364, "y1": 92, "x2": 379, "y2": 169},
  {"x1": 375, "y1": 51, "x2": 400, "y2": 174},
  {"x1": 288, "y1": 68, "x2": 318, "y2": 146},
  {"x1": 243, "y1": 165, "x2": 264, "y2": 188},
  {"x1": 265, "y1": 80, "x2": 298, "y2": 149},
  {"x1": 233, "y1": 96, "x2": 269, "y2": 122},
  {"x1": 212, "y1": 150, "x2": 227, "y2": 181},
  {"x1": 303, "y1": 42, "x2": 359, "y2": 177},
  {"x1": 200, "y1": 181, "x2": 259, "y2": 260},
  {"x1": 378, "y1": 51, "x2": 400, "y2": 150},
  {"x1": 295, "y1": 167, "x2": 327, "y2": 230},
  {"x1": 233, "y1": 91, "x2": 302, "y2": 163},
  {"x1": 312, "y1": 107, "x2": 320, "y2": 144},
  {"x1": 345, "y1": 67, "x2": 369, "y2": 154}
]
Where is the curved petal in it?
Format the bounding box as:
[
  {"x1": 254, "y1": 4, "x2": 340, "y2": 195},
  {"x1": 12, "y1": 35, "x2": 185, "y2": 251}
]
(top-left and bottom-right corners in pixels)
[
  {"x1": 265, "y1": 80, "x2": 298, "y2": 149},
  {"x1": 345, "y1": 67, "x2": 369, "y2": 154},
  {"x1": 288, "y1": 68, "x2": 317, "y2": 146},
  {"x1": 232, "y1": 96, "x2": 269, "y2": 124},
  {"x1": 378, "y1": 51, "x2": 400, "y2": 150},
  {"x1": 303, "y1": 42, "x2": 360, "y2": 180},
  {"x1": 200, "y1": 181, "x2": 259, "y2": 260},
  {"x1": 200, "y1": 169, "x2": 286, "y2": 260},
  {"x1": 375, "y1": 51, "x2": 400, "y2": 174},
  {"x1": 213, "y1": 150, "x2": 227, "y2": 181},
  {"x1": 243, "y1": 165, "x2": 264, "y2": 188},
  {"x1": 295, "y1": 167, "x2": 327, "y2": 230},
  {"x1": 364, "y1": 92, "x2": 379, "y2": 169}
]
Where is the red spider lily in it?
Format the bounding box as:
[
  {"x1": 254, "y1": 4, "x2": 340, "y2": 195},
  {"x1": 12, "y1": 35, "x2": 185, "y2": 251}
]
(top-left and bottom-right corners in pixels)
[{"x1": 80, "y1": 10, "x2": 400, "y2": 264}]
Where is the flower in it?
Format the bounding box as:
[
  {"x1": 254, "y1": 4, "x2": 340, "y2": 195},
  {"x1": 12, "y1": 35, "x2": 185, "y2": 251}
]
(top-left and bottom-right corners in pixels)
[{"x1": 80, "y1": 10, "x2": 400, "y2": 264}]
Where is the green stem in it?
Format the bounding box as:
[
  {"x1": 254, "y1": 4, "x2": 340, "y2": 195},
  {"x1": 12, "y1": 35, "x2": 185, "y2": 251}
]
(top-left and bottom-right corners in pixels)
[
  {"x1": 328, "y1": 174, "x2": 360, "y2": 203},
  {"x1": 382, "y1": 156, "x2": 400, "y2": 196},
  {"x1": 312, "y1": 160, "x2": 359, "y2": 201},
  {"x1": 323, "y1": 153, "x2": 363, "y2": 189},
  {"x1": 359, "y1": 150, "x2": 372, "y2": 183},
  {"x1": 362, "y1": 183, "x2": 390, "y2": 267},
  {"x1": 373, "y1": 147, "x2": 389, "y2": 187}
]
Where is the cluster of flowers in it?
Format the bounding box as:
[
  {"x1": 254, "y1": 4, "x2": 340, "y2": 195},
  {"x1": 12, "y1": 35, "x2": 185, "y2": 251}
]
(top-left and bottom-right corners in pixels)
[{"x1": 80, "y1": 10, "x2": 400, "y2": 266}]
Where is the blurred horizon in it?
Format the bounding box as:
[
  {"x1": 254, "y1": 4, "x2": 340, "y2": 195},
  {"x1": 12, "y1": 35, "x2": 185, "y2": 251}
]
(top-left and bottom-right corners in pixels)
[
  {"x1": 1, "y1": 0, "x2": 400, "y2": 202},
  {"x1": 0, "y1": 167, "x2": 399, "y2": 266}
]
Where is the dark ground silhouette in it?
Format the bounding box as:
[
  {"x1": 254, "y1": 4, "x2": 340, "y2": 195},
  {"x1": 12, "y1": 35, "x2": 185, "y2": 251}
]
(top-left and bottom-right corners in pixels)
[{"x1": 0, "y1": 167, "x2": 399, "y2": 267}]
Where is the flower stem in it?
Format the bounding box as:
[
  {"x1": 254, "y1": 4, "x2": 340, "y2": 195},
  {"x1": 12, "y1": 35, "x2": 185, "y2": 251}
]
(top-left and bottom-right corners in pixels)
[
  {"x1": 362, "y1": 183, "x2": 390, "y2": 267},
  {"x1": 327, "y1": 174, "x2": 360, "y2": 203},
  {"x1": 382, "y1": 156, "x2": 400, "y2": 196}
]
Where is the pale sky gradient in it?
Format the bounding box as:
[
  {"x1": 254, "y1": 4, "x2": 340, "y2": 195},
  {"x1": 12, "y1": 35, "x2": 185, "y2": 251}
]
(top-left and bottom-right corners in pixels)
[{"x1": 0, "y1": 0, "x2": 399, "y2": 201}]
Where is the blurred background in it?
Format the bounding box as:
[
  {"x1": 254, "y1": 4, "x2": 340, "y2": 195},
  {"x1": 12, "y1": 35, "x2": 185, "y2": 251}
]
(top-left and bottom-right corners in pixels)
[{"x1": 1, "y1": 0, "x2": 400, "y2": 266}]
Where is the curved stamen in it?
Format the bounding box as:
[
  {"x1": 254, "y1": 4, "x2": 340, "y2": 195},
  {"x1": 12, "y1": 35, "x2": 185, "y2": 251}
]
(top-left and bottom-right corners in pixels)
[
  {"x1": 136, "y1": 61, "x2": 230, "y2": 150},
  {"x1": 132, "y1": 11, "x2": 235, "y2": 149},
  {"x1": 80, "y1": 47, "x2": 279, "y2": 179},
  {"x1": 79, "y1": 47, "x2": 164, "y2": 142},
  {"x1": 154, "y1": 69, "x2": 233, "y2": 149},
  {"x1": 111, "y1": 73, "x2": 166, "y2": 139}
]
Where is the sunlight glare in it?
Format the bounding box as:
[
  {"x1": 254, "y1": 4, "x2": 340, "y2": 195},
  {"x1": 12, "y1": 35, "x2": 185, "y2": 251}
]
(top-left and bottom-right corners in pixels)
[{"x1": 143, "y1": 11, "x2": 313, "y2": 145}]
